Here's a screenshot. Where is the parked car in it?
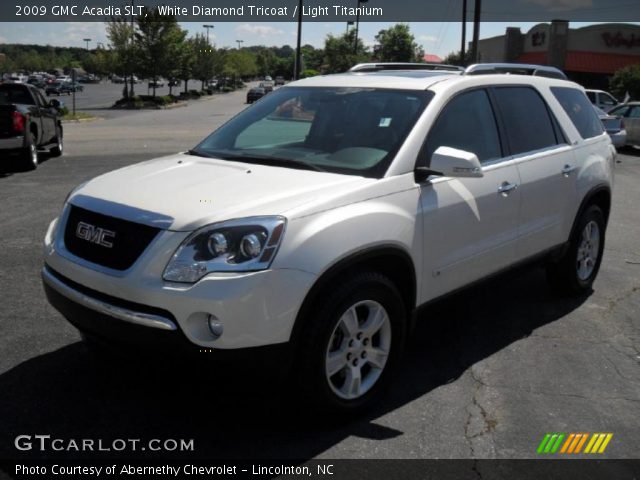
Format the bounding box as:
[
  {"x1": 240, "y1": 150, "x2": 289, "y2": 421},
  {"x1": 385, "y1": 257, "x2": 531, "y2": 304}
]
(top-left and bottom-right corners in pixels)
[
  {"x1": 42, "y1": 63, "x2": 615, "y2": 411},
  {"x1": 27, "y1": 77, "x2": 47, "y2": 89},
  {"x1": 259, "y1": 81, "x2": 274, "y2": 93},
  {"x1": 148, "y1": 79, "x2": 165, "y2": 88},
  {"x1": 594, "y1": 106, "x2": 626, "y2": 149},
  {"x1": 45, "y1": 82, "x2": 72, "y2": 96},
  {"x1": 56, "y1": 76, "x2": 72, "y2": 84},
  {"x1": 0, "y1": 83, "x2": 63, "y2": 170},
  {"x1": 275, "y1": 76, "x2": 285, "y2": 86},
  {"x1": 607, "y1": 101, "x2": 640, "y2": 147},
  {"x1": 585, "y1": 89, "x2": 619, "y2": 112},
  {"x1": 111, "y1": 75, "x2": 125, "y2": 84},
  {"x1": 168, "y1": 79, "x2": 181, "y2": 88},
  {"x1": 68, "y1": 82, "x2": 84, "y2": 93},
  {"x1": 246, "y1": 86, "x2": 266, "y2": 103}
]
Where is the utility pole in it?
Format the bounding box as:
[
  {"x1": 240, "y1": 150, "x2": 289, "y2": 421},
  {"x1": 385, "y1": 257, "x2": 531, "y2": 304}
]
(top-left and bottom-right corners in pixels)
[
  {"x1": 461, "y1": 0, "x2": 467, "y2": 65},
  {"x1": 83, "y1": 38, "x2": 91, "y2": 51},
  {"x1": 203, "y1": 24, "x2": 214, "y2": 45},
  {"x1": 236, "y1": 39, "x2": 244, "y2": 49},
  {"x1": 129, "y1": 0, "x2": 135, "y2": 98},
  {"x1": 294, "y1": 0, "x2": 303, "y2": 80},
  {"x1": 353, "y1": 0, "x2": 369, "y2": 55},
  {"x1": 470, "y1": 0, "x2": 482, "y2": 63}
]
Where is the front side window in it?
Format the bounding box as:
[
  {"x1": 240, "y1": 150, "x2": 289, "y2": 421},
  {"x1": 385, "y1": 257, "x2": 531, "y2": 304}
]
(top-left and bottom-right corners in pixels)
[
  {"x1": 423, "y1": 89, "x2": 502, "y2": 165},
  {"x1": 193, "y1": 87, "x2": 433, "y2": 178},
  {"x1": 493, "y1": 86, "x2": 559, "y2": 155},
  {"x1": 629, "y1": 106, "x2": 640, "y2": 118},
  {"x1": 600, "y1": 93, "x2": 618, "y2": 106}
]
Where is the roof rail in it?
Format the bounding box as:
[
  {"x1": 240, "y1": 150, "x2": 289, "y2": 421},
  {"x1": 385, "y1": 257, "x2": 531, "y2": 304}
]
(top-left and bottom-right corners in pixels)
[
  {"x1": 463, "y1": 63, "x2": 567, "y2": 80},
  {"x1": 349, "y1": 62, "x2": 464, "y2": 73}
]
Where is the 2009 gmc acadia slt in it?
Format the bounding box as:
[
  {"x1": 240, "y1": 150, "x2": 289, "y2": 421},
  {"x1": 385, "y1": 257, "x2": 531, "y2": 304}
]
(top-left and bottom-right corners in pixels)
[{"x1": 42, "y1": 64, "x2": 615, "y2": 410}]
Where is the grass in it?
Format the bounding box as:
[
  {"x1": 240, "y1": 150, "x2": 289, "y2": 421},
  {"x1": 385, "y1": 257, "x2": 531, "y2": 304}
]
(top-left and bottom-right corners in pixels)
[{"x1": 61, "y1": 112, "x2": 96, "y2": 121}]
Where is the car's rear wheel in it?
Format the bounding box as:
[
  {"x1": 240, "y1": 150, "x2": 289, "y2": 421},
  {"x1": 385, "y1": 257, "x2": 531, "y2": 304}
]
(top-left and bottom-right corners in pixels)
[
  {"x1": 50, "y1": 125, "x2": 63, "y2": 157},
  {"x1": 547, "y1": 205, "x2": 606, "y2": 294},
  {"x1": 20, "y1": 131, "x2": 38, "y2": 171},
  {"x1": 296, "y1": 271, "x2": 406, "y2": 412}
]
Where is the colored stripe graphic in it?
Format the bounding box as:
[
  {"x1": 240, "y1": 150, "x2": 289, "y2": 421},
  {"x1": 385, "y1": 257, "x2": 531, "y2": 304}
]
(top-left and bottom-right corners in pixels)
[{"x1": 539, "y1": 433, "x2": 613, "y2": 454}]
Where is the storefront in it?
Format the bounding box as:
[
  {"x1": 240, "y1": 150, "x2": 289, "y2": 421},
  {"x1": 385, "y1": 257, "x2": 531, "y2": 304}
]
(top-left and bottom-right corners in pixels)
[{"x1": 477, "y1": 22, "x2": 640, "y2": 89}]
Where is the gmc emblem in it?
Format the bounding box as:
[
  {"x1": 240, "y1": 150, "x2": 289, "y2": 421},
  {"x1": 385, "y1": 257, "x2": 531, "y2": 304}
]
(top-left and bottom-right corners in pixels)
[{"x1": 75, "y1": 221, "x2": 116, "y2": 248}]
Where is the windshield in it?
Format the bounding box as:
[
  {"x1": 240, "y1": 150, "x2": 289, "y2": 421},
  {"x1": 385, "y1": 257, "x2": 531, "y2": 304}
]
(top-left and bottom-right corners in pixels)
[{"x1": 193, "y1": 86, "x2": 433, "y2": 178}]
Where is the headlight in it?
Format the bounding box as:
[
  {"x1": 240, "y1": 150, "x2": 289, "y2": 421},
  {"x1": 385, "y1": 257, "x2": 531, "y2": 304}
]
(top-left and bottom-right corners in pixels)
[{"x1": 163, "y1": 216, "x2": 286, "y2": 283}]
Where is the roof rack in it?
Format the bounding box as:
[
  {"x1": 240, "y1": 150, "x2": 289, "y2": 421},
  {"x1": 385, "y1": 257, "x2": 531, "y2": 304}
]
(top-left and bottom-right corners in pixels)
[
  {"x1": 349, "y1": 62, "x2": 464, "y2": 73},
  {"x1": 463, "y1": 63, "x2": 567, "y2": 80}
]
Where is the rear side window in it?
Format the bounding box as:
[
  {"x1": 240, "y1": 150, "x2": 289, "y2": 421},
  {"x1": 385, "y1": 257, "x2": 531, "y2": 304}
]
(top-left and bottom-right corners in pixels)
[
  {"x1": 551, "y1": 87, "x2": 604, "y2": 139},
  {"x1": 492, "y1": 87, "x2": 559, "y2": 155},
  {"x1": 424, "y1": 89, "x2": 502, "y2": 165},
  {"x1": 586, "y1": 91, "x2": 596, "y2": 103}
]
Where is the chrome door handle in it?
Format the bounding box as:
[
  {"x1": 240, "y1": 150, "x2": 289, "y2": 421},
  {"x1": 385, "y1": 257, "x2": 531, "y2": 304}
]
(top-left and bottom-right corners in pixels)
[
  {"x1": 498, "y1": 182, "x2": 518, "y2": 196},
  {"x1": 562, "y1": 164, "x2": 577, "y2": 176}
]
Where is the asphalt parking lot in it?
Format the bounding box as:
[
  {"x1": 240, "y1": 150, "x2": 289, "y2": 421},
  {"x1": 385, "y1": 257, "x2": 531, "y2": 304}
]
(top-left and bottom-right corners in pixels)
[{"x1": 0, "y1": 87, "x2": 638, "y2": 464}]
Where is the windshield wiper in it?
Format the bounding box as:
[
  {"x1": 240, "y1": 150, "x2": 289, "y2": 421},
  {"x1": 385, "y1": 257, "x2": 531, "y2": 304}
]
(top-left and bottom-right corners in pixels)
[
  {"x1": 219, "y1": 153, "x2": 326, "y2": 172},
  {"x1": 186, "y1": 149, "x2": 211, "y2": 158}
]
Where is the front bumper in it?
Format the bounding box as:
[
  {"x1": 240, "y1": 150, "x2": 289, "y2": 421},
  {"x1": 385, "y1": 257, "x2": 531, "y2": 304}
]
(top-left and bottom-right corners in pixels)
[
  {"x1": 43, "y1": 266, "x2": 292, "y2": 368},
  {"x1": 43, "y1": 216, "x2": 317, "y2": 349}
]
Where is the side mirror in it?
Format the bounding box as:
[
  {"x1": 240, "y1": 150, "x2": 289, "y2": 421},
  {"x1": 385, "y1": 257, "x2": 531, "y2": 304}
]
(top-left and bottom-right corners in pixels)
[
  {"x1": 416, "y1": 146, "x2": 484, "y2": 181},
  {"x1": 49, "y1": 99, "x2": 61, "y2": 109}
]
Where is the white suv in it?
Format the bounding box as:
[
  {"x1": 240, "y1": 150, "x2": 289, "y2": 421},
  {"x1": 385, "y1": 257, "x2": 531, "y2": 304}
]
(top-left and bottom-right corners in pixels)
[{"x1": 43, "y1": 64, "x2": 615, "y2": 410}]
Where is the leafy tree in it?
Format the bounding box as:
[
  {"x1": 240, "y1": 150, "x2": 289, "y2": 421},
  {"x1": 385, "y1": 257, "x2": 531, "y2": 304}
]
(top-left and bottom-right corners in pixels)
[
  {"x1": 323, "y1": 30, "x2": 369, "y2": 74},
  {"x1": 134, "y1": 7, "x2": 186, "y2": 97},
  {"x1": 191, "y1": 33, "x2": 219, "y2": 91},
  {"x1": 374, "y1": 24, "x2": 421, "y2": 62},
  {"x1": 610, "y1": 64, "x2": 640, "y2": 101},
  {"x1": 106, "y1": 16, "x2": 138, "y2": 97},
  {"x1": 442, "y1": 49, "x2": 473, "y2": 67},
  {"x1": 224, "y1": 49, "x2": 258, "y2": 81},
  {"x1": 255, "y1": 48, "x2": 276, "y2": 77}
]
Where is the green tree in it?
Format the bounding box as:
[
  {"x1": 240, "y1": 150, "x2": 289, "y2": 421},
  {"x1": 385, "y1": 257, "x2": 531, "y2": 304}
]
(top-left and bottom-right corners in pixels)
[
  {"x1": 323, "y1": 30, "x2": 369, "y2": 74},
  {"x1": 106, "y1": 16, "x2": 137, "y2": 97},
  {"x1": 191, "y1": 33, "x2": 218, "y2": 91},
  {"x1": 374, "y1": 23, "x2": 420, "y2": 62},
  {"x1": 256, "y1": 48, "x2": 276, "y2": 77},
  {"x1": 134, "y1": 7, "x2": 186, "y2": 97},
  {"x1": 442, "y1": 49, "x2": 473, "y2": 67},
  {"x1": 610, "y1": 64, "x2": 640, "y2": 101}
]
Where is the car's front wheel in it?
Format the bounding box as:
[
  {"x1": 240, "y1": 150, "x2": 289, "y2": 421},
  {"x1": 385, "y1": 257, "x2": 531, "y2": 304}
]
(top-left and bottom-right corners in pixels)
[
  {"x1": 296, "y1": 271, "x2": 406, "y2": 412},
  {"x1": 547, "y1": 204, "x2": 606, "y2": 294},
  {"x1": 50, "y1": 124, "x2": 63, "y2": 157}
]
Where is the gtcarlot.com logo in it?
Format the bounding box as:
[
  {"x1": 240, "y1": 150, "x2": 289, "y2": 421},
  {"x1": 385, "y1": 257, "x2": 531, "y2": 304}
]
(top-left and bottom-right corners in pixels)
[
  {"x1": 537, "y1": 432, "x2": 613, "y2": 455},
  {"x1": 15, "y1": 435, "x2": 194, "y2": 452}
]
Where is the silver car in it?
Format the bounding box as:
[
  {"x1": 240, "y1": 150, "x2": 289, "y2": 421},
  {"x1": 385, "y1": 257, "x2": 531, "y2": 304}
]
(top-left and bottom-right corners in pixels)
[
  {"x1": 594, "y1": 106, "x2": 626, "y2": 149},
  {"x1": 608, "y1": 102, "x2": 640, "y2": 147}
]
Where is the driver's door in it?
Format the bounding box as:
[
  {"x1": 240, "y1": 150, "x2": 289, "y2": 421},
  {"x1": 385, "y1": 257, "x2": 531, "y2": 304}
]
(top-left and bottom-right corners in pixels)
[{"x1": 417, "y1": 88, "x2": 521, "y2": 302}]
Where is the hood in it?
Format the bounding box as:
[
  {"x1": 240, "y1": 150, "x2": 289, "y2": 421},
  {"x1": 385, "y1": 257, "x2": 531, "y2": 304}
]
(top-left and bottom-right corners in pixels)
[{"x1": 69, "y1": 153, "x2": 366, "y2": 231}]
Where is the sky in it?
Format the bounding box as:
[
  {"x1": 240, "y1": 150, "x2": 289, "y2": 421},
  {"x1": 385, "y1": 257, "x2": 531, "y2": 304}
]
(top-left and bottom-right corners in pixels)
[{"x1": 0, "y1": 21, "x2": 637, "y2": 59}]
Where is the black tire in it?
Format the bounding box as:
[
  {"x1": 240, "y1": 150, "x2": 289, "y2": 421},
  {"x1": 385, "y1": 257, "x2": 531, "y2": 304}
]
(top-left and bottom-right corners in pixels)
[
  {"x1": 546, "y1": 205, "x2": 606, "y2": 295},
  {"x1": 295, "y1": 271, "x2": 407, "y2": 412},
  {"x1": 20, "y1": 130, "x2": 38, "y2": 171},
  {"x1": 50, "y1": 124, "x2": 63, "y2": 157}
]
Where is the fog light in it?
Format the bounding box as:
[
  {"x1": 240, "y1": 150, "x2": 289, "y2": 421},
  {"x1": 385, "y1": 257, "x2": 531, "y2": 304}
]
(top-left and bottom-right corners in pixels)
[{"x1": 207, "y1": 314, "x2": 223, "y2": 338}]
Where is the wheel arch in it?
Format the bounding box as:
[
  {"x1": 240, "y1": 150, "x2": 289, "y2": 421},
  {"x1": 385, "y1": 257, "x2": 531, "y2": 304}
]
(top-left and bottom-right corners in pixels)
[
  {"x1": 574, "y1": 184, "x2": 611, "y2": 232},
  {"x1": 289, "y1": 245, "x2": 417, "y2": 345}
]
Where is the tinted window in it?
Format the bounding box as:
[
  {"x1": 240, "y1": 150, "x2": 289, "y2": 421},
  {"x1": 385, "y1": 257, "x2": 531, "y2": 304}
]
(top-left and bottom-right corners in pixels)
[
  {"x1": 586, "y1": 91, "x2": 596, "y2": 102},
  {"x1": 424, "y1": 89, "x2": 502, "y2": 165},
  {"x1": 600, "y1": 93, "x2": 617, "y2": 106},
  {"x1": 493, "y1": 87, "x2": 558, "y2": 155},
  {"x1": 0, "y1": 86, "x2": 35, "y2": 105},
  {"x1": 629, "y1": 106, "x2": 640, "y2": 118},
  {"x1": 551, "y1": 87, "x2": 604, "y2": 139}
]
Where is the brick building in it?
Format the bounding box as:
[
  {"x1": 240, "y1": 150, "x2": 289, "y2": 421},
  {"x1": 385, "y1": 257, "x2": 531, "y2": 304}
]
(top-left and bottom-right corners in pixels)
[{"x1": 477, "y1": 22, "x2": 640, "y2": 89}]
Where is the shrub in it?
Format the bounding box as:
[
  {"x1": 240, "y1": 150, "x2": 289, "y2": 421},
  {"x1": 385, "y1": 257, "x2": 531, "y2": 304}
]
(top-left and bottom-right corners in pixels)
[{"x1": 610, "y1": 64, "x2": 640, "y2": 101}]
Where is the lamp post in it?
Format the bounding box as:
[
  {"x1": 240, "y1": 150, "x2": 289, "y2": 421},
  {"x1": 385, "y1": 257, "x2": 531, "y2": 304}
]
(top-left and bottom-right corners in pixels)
[
  {"x1": 353, "y1": 0, "x2": 369, "y2": 55},
  {"x1": 83, "y1": 38, "x2": 91, "y2": 51},
  {"x1": 203, "y1": 24, "x2": 214, "y2": 45},
  {"x1": 470, "y1": 0, "x2": 482, "y2": 63},
  {"x1": 346, "y1": 20, "x2": 354, "y2": 34},
  {"x1": 460, "y1": 0, "x2": 467, "y2": 65},
  {"x1": 294, "y1": 0, "x2": 303, "y2": 80},
  {"x1": 129, "y1": 0, "x2": 135, "y2": 98},
  {"x1": 236, "y1": 39, "x2": 244, "y2": 49}
]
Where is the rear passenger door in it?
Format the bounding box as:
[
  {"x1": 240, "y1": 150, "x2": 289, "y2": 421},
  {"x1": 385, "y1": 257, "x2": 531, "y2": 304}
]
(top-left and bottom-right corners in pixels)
[
  {"x1": 491, "y1": 86, "x2": 576, "y2": 260},
  {"x1": 418, "y1": 88, "x2": 522, "y2": 301}
]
